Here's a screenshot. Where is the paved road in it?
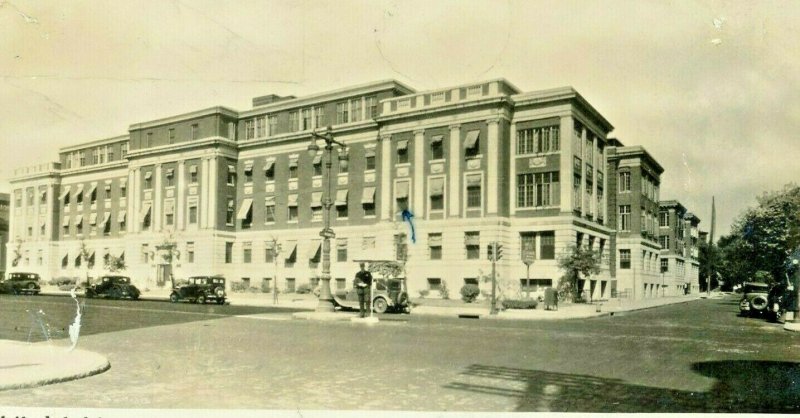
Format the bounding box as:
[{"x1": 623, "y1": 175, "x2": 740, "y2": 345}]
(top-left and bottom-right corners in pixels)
[{"x1": 0, "y1": 294, "x2": 797, "y2": 412}]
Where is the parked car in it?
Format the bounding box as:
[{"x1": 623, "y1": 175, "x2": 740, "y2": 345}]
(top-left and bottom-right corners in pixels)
[
  {"x1": 333, "y1": 277, "x2": 411, "y2": 314},
  {"x1": 170, "y1": 276, "x2": 227, "y2": 304},
  {"x1": 767, "y1": 282, "x2": 797, "y2": 322},
  {"x1": 739, "y1": 282, "x2": 770, "y2": 317},
  {"x1": 85, "y1": 275, "x2": 140, "y2": 300},
  {"x1": 0, "y1": 272, "x2": 41, "y2": 295}
]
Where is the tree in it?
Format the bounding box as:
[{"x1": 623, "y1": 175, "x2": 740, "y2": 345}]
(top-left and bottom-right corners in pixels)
[
  {"x1": 10, "y1": 238, "x2": 23, "y2": 267},
  {"x1": 557, "y1": 244, "x2": 601, "y2": 302},
  {"x1": 104, "y1": 254, "x2": 126, "y2": 272},
  {"x1": 718, "y1": 184, "x2": 800, "y2": 289},
  {"x1": 367, "y1": 261, "x2": 404, "y2": 278}
]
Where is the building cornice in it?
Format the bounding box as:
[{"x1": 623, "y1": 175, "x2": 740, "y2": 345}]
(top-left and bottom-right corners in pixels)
[
  {"x1": 125, "y1": 136, "x2": 238, "y2": 160},
  {"x1": 59, "y1": 135, "x2": 129, "y2": 153},
  {"x1": 512, "y1": 87, "x2": 614, "y2": 133},
  {"x1": 129, "y1": 107, "x2": 240, "y2": 131}
]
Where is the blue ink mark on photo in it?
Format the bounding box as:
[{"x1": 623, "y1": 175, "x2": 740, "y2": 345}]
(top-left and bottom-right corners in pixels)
[{"x1": 401, "y1": 209, "x2": 416, "y2": 243}]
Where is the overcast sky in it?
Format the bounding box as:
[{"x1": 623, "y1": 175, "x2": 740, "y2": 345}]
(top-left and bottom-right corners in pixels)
[{"x1": 2, "y1": 0, "x2": 799, "y2": 237}]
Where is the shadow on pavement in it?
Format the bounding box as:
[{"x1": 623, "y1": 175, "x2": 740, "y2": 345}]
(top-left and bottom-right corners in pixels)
[{"x1": 443, "y1": 362, "x2": 800, "y2": 412}]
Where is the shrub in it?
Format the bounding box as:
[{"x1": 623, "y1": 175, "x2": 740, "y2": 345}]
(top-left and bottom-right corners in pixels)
[
  {"x1": 440, "y1": 281, "x2": 450, "y2": 300},
  {"x1": 296, "y1": 283, "x2": 313, "y2": 294},
  {"x1": 230, "y1": 281, "x2": 249, "y2": 293},
  {"x1": 418, "y1": 289, "x2": 430, "y2": 298},
  {"x1": 247, "y1": 286, "x2": 261, "y2": 294},
  {"x1": 460, "y1": 284, "x2": 481, "y2": 303},
  {"x1": 49, "y1": 276, "x2": 77, "y2": 286},
  {"x1": 501, "y1": 299, "x2": 538, "y2": 310}
]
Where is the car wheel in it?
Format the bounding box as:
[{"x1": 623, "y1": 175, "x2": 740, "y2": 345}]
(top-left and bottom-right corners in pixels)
[
  {"x1": 373, "y1": 297, "x2": 388, "y2": 314},
  {"x1": 169, "y1": 293, "x2": 179, "y2": 303},
  {"x1": 751, "y1": 296, "x2": 768, "y2": 312},
  {"x1": 86, "y1": 289, "x2": 95, "y2": 299},
  {"x1": 27, "y1": 283, "x2": 37, "y2": 293},
  {"x1": 196, "y1": 295, "x2": 206, "y2": 304}
]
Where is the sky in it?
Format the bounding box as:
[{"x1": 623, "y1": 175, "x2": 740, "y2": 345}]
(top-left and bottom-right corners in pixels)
[{"x1": 1, "y1": 0, "x2": 799, "y2": 237}]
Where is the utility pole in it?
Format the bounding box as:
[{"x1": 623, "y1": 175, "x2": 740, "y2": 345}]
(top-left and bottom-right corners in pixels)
[{"x1": 708, "y1": 196, "x2": 716, "y2": 296}]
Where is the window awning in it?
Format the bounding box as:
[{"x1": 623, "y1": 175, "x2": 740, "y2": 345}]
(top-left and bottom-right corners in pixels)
[
  {"x1": 39, "y1": 189, "x2": 47, "y2": 199},
  {"x1": 397, "y1": 139, "x2": 408, "y2": 150},
  {"x1": 75, "y1": 184, "x2": 84, "y2": 194},
  {"x1": 307, "y1": 240, "x2": 321, "y2": 260},
  {"x1": 312, "y1": 153, "x2": 323, "y2": 165},
  {"x1": 39, "y1": 217, "x2": 46, "y2": 228},
  {"x1": 164, "y1": 200, "x2": 175, "y2": 215},
  {"x1": 86, "y1": 184, "x2": 97, "y2": 197},
  {"x1": 62, "y1": 217, "x2": 70, "y2": 227},
  {"x1": 243, "y1": 161, "x2": 254, "y2": 172},
  {"x1": 74, "y1": 214, "x2": 83, "y2": 225},
  {"x1": 464, "y1": 130, "x2": 480, "y2": 149},
  {"x1": 227, "y1": 164, "x2": 236, "y2": 173},
  {"x1": 464, "y1": 234, "x2": 480, "y2": 246},
  {"x1": 428, "y1": 234, "x2": 442, "y2": 246},
  {"x1": 236, "y1": 198, "x2": 253, "y2": 219},
  {"x1": 284, "y1": 241, "x2": 297, "y2": 259},
  {"x1": 189, "y1": 165, "x2": 198, "y2": 174},
  {"x1": 100, "y1": 212, "x2": 111, "y2": 226},
  {"x1": 119, "y1": 178, "x2": 128, "y2": 187},
  {"x1": 365, "y1": 149, "x2": 375, "y2": 158},
  {"x1": 139, "y1": 202, "x2": 152, "y2": 220},
  {"x1": 144, "y1": 172, "x2": 152, "y2": 180},
  {"x1": 264, "y1": 195, "x2": 275, "y2": 206},
  {"x1": 311, "y1": 192, "x2": 323, "y2": 208},
  {"x1": 59, "y1": 188, "x2": 71, "y2": 200},
  {"x1": 431, "y1": 135, "x2": 443, "y2": 144},
  {"x1": 287, "y1": 194, "x2": 298, "y2": 207},
  {"x1": 336, "y1": 239, "x2": 348, "y2": 249},
  {"x1": 466, "y1": 174, "x2": 482, "y2": 187},
  {"x1": 289, "y1": 159, "x2": 298, "y2": 168},
  {"x1": 263, "y1": 160, "x2": 275, "y2": 172},
  {"x1": 117, "y1": 210, "x2": 127, "y2": 223},
  {"x1": 166, "y1": 168, "x2": 174, "y2": 177},
  {"x1": 89, "y1": 213, "x2": 98, "y2": 225},
  {"x1": 335, "y1": 190, "x2": 348, "y2": 206},
  {"x1": 396, "y1": 182, "x2": 409, "y2": 199},
  {"x1": 361, "y1": 187, "x2": 376, "y2": 204},
  {"x1": 429, "y1": 178, "x2": 444, "y2": 197}
]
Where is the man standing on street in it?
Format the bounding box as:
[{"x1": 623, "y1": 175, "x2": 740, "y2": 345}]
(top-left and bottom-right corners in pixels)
[{"x1": 354, "y1": 262, "x2": 373, "y2": 318}]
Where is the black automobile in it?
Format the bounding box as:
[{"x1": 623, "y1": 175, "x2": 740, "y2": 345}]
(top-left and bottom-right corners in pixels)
[
  {"x1": 85, "y1": 275, "x2": 141, "y2": 300},
  {"x1": 739, "y1": 282, "x2": 770, "y2": 317},
  {"x1": 0, "y1": 272, "x2": 42, "y2": 295},
  {"x1": 768, "y1": 282, "x2": 796, "y2": 322},
  {"x1": 333, "y1": 277, "x2": 411, "y2": 314},
  {"x1": 170, "y1": 276, "x2": 226, "y2": 305}
]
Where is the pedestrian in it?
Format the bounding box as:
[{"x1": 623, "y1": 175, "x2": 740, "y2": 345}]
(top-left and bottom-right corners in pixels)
[{"x1": 354, "y1": 262, "x2": 373, "y2": 318}]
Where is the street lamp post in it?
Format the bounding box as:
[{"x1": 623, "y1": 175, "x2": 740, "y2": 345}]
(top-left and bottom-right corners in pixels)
[{"x1": 308, "y1": 126, "x2": 347, "y2": 313}]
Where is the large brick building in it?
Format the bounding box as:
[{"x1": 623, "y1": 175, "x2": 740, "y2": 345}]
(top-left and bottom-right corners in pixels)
[{"x1": 5, "y1": 78, "x2": 698, "y2": 299}]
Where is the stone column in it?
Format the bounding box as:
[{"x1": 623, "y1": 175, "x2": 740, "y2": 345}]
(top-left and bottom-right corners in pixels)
[
  {"x1": 201, "y1": 158, "x2": 210, "y2": 229},
  {"x1": 486, "y1": 118, "x2": 500, "y2": 215},
  {"x1": 45, "y1": 184, "x2": 54, "y2": 240},
  {"x1": 559, "y1": 116, "x2": 574, "y2": 213},
  {"x1": 153, "y1": 164, "x2": 162, "y2": 231},
  {"x1": 127, "y1": 169, "x2": 136, "y2": 233},
  {"x1": 379, "y1": 135, "x2": 392, "y2": 220},
  {"x1": 448, "y1": 124, "x2": 461, "y2": 217},
  {"x1": 413, "y1": 129, "x2": 425, "y2": 216},
  {"x1": 208, "y1": 157, "x2": 218, "y2": 229},
  {"x1": 177, "y1": 160, "x2": 186, "y2": 230},
  {"x1": 509, "y1": 121, "x2": 517, "y2": 216}
]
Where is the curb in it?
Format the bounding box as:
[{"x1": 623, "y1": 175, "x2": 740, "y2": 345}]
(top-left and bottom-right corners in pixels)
[{"x1": 0, "y1": 344, "x2": 111, "y2": 392}]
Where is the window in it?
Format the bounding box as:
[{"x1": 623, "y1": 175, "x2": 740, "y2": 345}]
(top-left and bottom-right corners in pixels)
[
  {"x1": 659, "y1": 235, "x2": 669, "y2": 250},
  {"x1": 430, "y1": 177, "x2": 445, "y2": 211},
  {"x1": 166, "y1": 170, "x2": 174, "y2": 187},
  {"x1": 191, "y1": 124, "x2": 199, "y2": 140},
  {"x1": 427, "y1": 278, "x2": 442, "y2": 291},
  {"x1": 659, "y1": 212, "x2": 669, "y2": 227},
  {"x1": 141, "y1": 244, "x2": 149, "y2": 264},
  {"x1": 661, "y1": 258, "x2": 669, "y2": 273},
  {"x1": 288, "y1": 205, "x2": 298, "y2": 222},
  {"x1": 226, "y1": 198, "x2": 235, "y2": 225},
  {"x1": 107, "y1": 146, "x2": 114, "y2": 161},
  {"x1": 465, "y1": 231, "x2": 480, "y2": 260},
  {"x1": 619, "y1": 205, "x2": 631, "y2": 231},
  {"x1": 395, "y1": 181, "x2": 409, "y2": 213},
  {"x1": 619, "y1": 172, "x2": 631, "y2": 192},
  {"x1": 464, "y1": 130, "x2": 480, "y2": 158},
  {"x1": 520, "y1": 232, "x2": 536, "y2": 261},
  {"x1": 227, "y1": 165, "x2": 236, "y2": 186},
  {"x1": 466, "y1": 174, "x2": 481, "y2": 209},
  {"x1": 256, "y1": 116, "x2": 266, "y2": 138},
  {"x1": 516, "y1": 126, "x2": 560, "y2": 154},
  {"x1": 228, "y1": 122, "x2": 236, "y2": 140},
  {"x1": 243, "y1": 242, "x2": 252, "y2": 263},
  {"x1": 268, "y1": 115, "x2": 278, "y2": 136},
  {"x1": 144, "y1": 133, "x2": 152, "y2": 148},
  {"x1": 79, "y1": 151, "x2": 86, "y2": 166},
  {"x1": 362, "y1": 186, "x2": 376, "y2": 217},
  {"x1": 430, "y1": 136, "x2": 444, "y2": 159},
  {"x1": 311, "y1": 206, "x2": 322, "y2": 222},
  {"x1": 289, "y1": 111, "x2": 298, "y2": 132},
  {"x1": 289, "y1": 160, "x2": 298, "y2": 179},
  {"x1": 144, "y1": 172, "x2": 152, "y2": 190},
  {"x1": 338, "y1": 155, "x2": 349, "y2": 174},
  {"x1": 336, "y1": 102, "x2": 349, "y2": 124},
  {"x1": 165, "y1": 201, "x2": 175, "y2": 226},
  {"x1": 286, "y1": 278, "x2": 296, "y2": 292},
  {"x1": 244, "y1": 163, "x2": 253, "y2": 183},
  {"x1": 224, "y1": 242, "x2": 233, "y2": 263},
  {"x1": 350, "y1": 99, "x2": 362, "y2": 122},
  {"x1": 365, "y1": 150, "x2": 376, "y2": 170},
  {"x1": 540, "y1": 231, "x2": 555, "y2": 259},
  {"x1": 121, "y1": 143, "x2": 128, "y2": 159},
  {"x1": 168, "y1": 128, "x2": 175, "y2": 144},
  {"x1": 395, "y1": 233, "x2": 408, "y2": 261},
  {"x1": 265, "y1": 242, "x2": 275, "y2": 263},
  {"x1": 183, "y1": 242, "x2": 194, "y2": 263},
  {"x1": 429, "y1": 233, "x2": 442, "y2": 260},
  {"x1": 396, "y1": 140, "x2": 409, "y2": 164},
  {"x1": 314, "y1": 106, "x2": 324, "y2": 128},
  {"x1": 188, "y1": 203, "x2": 198, "y2": 224},
  {"x1": 336, "y1": 238, "x2": 348, "y2": 262},
  {"x1": 619, "y1": 249, "x2": 631, "y2": 269},
  {"x1": 245, "y1": 119, "x2": 255, "y2": 139},
  {"x1": 517, "y1": 172, "x2": 559, "y2": 208},
  {"x1": 365, "y1": 96, "x2": 378, "y2": 118},
  {"x1": 265, "y1": 160, "x2": 275, "y2": 181},
  {"x1": 26, "y1": 188, "x2": 34, "y2": 206},
  {"x1": 313, "y1": 154, "x2": 323, "y2": 176},
  {"x1": 264, "y1": 199, "x2": 276, "y2": 223},
  {"x1": 302, "y1": 109, "x2": 311, "y2": 130},
  {"x1": 92, "y1": 148, "x2": 99, "y2": 164},
  {"x1": 336, "y1": 190, "x2": 348, "y2": 219},
  {"x1": 336, "y1": 278, "x2": 346, "y2": 290}
]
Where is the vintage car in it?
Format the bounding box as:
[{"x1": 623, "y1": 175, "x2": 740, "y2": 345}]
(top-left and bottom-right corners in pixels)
[
  {"x1": 333, "y1": 277, "x2": 411, "y2": 314},
  {"x1": 0, "y1": 272, "x2": 41, "y2": 295},
  {"x1": 739, "y1": 282, "x2": 771, "y2": 317},
  {"x1": 767, "y1": 282, "x2": 796, "y2": 322},
  {"x1": 85, "y1": 275, "x2": 140, "y2": 300},
  {"x1": 170, "y1": 276, "x2": 226, "y2": 305}
]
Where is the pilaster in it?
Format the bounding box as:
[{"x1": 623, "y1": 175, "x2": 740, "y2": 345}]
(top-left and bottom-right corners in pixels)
[
  {"x1": 177, "y1": 160, "x2": 186, "y2": 230},
  {"x1": 413, "y1": 129, "x2": 425, "y2": 216},
  {"x1": 486, "y1": 118, "x2": 500, "y2": 215},
  {"x1": 509, "y1": 121, "x2": 517, "y2": 216},
  {"x1": 448, "y1": 124, "x2": 461, "y2": 217},
  {"x1": 379, "y1": 135, "x2": 392, "y2": 220},
  {"x1": 154, "y1": 164, "x2": 162, "y2": 231},
  {"x1": 559, "y1": 116, "x2": 574, "y2": 213}
]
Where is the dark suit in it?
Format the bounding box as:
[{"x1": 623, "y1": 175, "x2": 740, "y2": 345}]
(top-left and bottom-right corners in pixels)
[{"x1": 354, "y1": 269, "x2": 373, "y2": 317}]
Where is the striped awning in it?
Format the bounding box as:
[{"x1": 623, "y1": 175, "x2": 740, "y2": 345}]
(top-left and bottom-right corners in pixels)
[
  {"x1": 361, "y1": 187, "x2": 376, "y2": 204},
  {"x1": 335, "y1": 190, "x2": 348, "y2": 206},
  {"x1": 117, "y1": 210, "x2": 127, "y2": 223},
  {"x1": 236, "y1": 198, "x2": 253, "y2": 219},
  {"x1": 395, "y1": 182, "x2": 409, "y2": 199},
  {"x1": 429, "y1": 178, "x2": 444, "y2": 197},
  {"x1": 464, "y1": 130, "x2": 480, "y2": 148},
  {"x1": 311, "y1": 192, "x2": 323, "y2": 208},
  {"x1": 287, "y1": 194, "x2": 298, "y2": 207}
]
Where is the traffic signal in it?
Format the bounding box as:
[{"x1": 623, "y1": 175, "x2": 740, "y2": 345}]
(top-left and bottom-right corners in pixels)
[
  {"x1": 487, "y1": 244, "x2": 494, "y2": 261},
  {"x1": 496, "y1": 243, "x2": 503, "y2": 260}
]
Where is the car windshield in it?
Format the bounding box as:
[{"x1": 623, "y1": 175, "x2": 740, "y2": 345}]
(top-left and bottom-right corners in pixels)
[{"x1": 744, "y1": 284, "x2": 769, "y2": 293}]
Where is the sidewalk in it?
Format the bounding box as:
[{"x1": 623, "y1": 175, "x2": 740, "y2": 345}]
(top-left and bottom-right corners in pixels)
[{"x1": 0, "y1": 340, "x2": 110, "y2": 391}]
